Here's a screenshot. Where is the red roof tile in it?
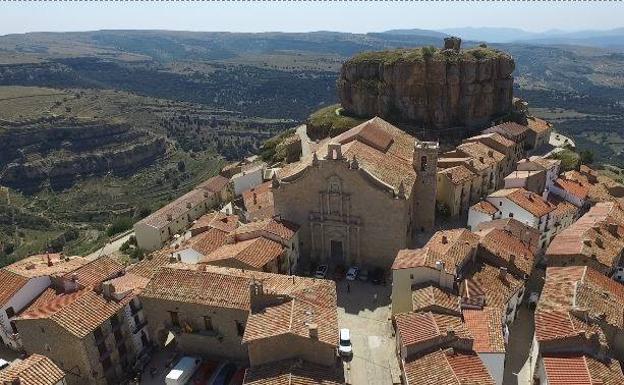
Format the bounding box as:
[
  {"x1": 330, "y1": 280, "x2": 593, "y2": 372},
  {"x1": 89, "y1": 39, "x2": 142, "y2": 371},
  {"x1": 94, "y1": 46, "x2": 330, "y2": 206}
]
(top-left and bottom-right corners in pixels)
[
  {"x1": 243, "y1": 359, "x2": 344, "y2": 385},
  {"x1": 463, "y1": 308, "x2": 505, "y2": 353},
  {"x1": 0, "y1": 354, "x2": 65, "y2": 385},
  {"x1": 403, "y1": 348, "x2": 495, "y2": 385}
]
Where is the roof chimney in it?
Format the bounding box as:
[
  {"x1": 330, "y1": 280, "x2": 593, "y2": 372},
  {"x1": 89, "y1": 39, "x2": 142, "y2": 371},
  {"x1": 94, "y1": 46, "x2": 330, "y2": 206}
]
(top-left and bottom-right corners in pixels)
[
  {"x1": 488, "y1": 150, "x2": 494, "y2": 157},
  {"x1": 435, "y1": 260, "x2": 445, "y2": 271},
  {"x1": 47, "y1": 254, "x2": 53, "y2": 267},
  {"x1": 327, "y1": 142, "x2": 342, "y2": 160},
  {"x1": 441, "y1": 235, "x2": 448, "y2": 244},
  {"x1": 70, "y1": 273, "x2": 78, "y2": 282},
  {"x1": 499, "y1": 267, "x2": 508, "y2": 280},
  {"x1": 102, "y1": 282, "x2": 115, "y2": 300},
  {"x1": 253, "y1": 192, "x2": 257, "y2": 205},
  {"x1": 509, "y1": 254, "x2": 516, "y2": 267},
  {"x1": 308, "y1": 323, "x2": 319, "y2": 339},
  {"x1": 608, "y1": 223, "x2": 619, "y2": 237},
  {"x1": 479, "y1": 156, "x2": 484, "y2": 163}
]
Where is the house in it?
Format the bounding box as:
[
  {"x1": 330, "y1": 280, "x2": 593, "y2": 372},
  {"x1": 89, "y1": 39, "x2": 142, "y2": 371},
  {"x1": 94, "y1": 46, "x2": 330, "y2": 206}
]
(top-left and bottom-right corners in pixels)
[
  {"x1": 242, "y1": 181, "x2": 274, "y2": 222},
  {"x1": 438, "y1": 157, "x2": 485, "y2": 203},
  {"x1": 196, "y1": 175, "x2": 234, "y2": 205},
  {"x1": 242, "y1": 359, "x2": 344, "y2": 385},
  {"x1": 475, "y1": 227, "x2": 536, "y2": 279},
  {"x1": 232, "y1": 162, "x2": 266, "y2": 197},
  {"x1": 483, "y1": 121, "x2": 530, "y2": 149},
  {"x1": 549, "y1": 177, "x2": 590, "y2": 208},
  {"x1": 0, "y1": 253, "x2": 89, "y2": 350},
  {"x1": 436, "y1": 165, "x2": 477, "y2": 216},
  {"x1": 391, "y1": 229, "x2": 480, "y2": 314},
  {"x1": 463, "y1": 132, "x2": 523, "y2": 179},
  {"x1": 470, "y1": 188, "x2": 557, "y2": 249},
  {"x1": 273, "y1": 117, "x2": 438, "y2": 269},
  {"x1": 139, "y1": 264, "x2": 339, "y2": 369},
  {"x1": 400, "y1": 348, "x2": 495, "y2": 385},
  {"x1": 134, "y1": 188, "x2": 218, "y2": 251},
  {"x1": 517, "y1": 156, "x2": 561, "y2": 191},
  {"x1": 525, "y1": 116, "x2": 552, "y2": 149},
  {"x1": 536, "y1": 354, "x2": 624, "y2": 385},
  {"x1": 476, "y1": 218, "x2": 541, "y2": 256},
  {"x1": 503, "y1": 170, "x2": 546, "y2": 194},
  {"x1": 562, "y1": 165, "x2": 624, "y2": 205},
  {"x1": 0, "y1": 354, "x2": 67, "y2": 385},
  {"x1": 463, "y1": 308, "x2": 506, "y2": 385},
  {"x1": 545, "y1": 202, "x2": 624, "y2": 275},
  {"x1": 14, "y1": 265, "x2": 149, "y2": 385},
  {"x1": 441, "y1": 142, "x2": 505, "y2": 195},
  {"x1": 189, "y1": 211, "x2": 239, "y2": 237},
  {"x1": 530, "y1": 266, "x2": 624, "y2": 379},
  {"x1": 468, "y1": 201, "x2": 500, "y2": 231}
]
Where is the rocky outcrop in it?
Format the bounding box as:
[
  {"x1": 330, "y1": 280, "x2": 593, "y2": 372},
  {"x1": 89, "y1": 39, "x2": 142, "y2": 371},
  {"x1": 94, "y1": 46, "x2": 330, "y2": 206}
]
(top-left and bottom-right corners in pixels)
[
  {"x1": 337, "y1": 43, "x2": 515, "y2": 131},
  {"x1": 0, "y1": 119, "x2": 166, "y2": 192}
]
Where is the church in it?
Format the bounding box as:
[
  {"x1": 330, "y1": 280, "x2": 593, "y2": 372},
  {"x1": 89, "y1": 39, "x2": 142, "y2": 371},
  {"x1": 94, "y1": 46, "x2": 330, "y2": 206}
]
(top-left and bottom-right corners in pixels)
[{"x1": 273, "y1": 117, "x2": 437, "y2": 269}]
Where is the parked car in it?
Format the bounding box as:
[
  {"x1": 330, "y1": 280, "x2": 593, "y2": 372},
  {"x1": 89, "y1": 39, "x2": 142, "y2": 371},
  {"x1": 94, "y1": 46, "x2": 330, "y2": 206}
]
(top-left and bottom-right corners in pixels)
[
  {"x1": 370, "y1": 268, "x2": 385, "y2": 285},
  {"x1": 333, "y1": 265, "x2": 346, "y2": 280},
  {"x1": 358, "y1": 269, "x2": 369, "y2": 282},
  {"x1": 338, "y1": 328, "x2": 353, "y2": 357},
  {"x1": 314, "y1": 264, "x2": 328, "y2": 279},
  {"x1": 191, "y1": 361, "x2": 219, "y2": 384},
  {"x1": 166, "y1": 356, "x2": 201, "y2": 385},
  {"x1": 210, "y1": 363, "x2": 237, "y2": 385},
  {"x1": 0, "y1": 359, "x2": 9, "y2": 370},
  {"x1": 346, "y1": 266, "x2": 359, "y2": 281}
]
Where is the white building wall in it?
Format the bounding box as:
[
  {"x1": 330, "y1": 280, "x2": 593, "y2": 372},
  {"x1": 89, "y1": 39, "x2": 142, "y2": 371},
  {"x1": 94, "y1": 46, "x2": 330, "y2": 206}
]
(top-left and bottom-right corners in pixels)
[
  {"x1": 232, "y1": 167, "x2": 264, "y2": 196},
  {"x1": 549, "y1": 184, "x2": 584, "y2": 208},
  {"x1": 0, "y1": 276, "x2": 51, "y2": 350},
  {"x1": 123, "y1": 297, "x2": 149, "y2": 355},
  {"x1": 479, "y1": 353, "x2": 505, "y2": 385},
  {"x1": 391, "y1": 267, "x2": 455, "y2": 315},
  {"x1": 467, "y1": 207, "x2": 498, "y2": 231},
  {"x1": 133, "y1": 222, "x2": 164, "y2": 251},
  {"x1": 177, "y1": 248, "x2": 204, "y2": 264}
]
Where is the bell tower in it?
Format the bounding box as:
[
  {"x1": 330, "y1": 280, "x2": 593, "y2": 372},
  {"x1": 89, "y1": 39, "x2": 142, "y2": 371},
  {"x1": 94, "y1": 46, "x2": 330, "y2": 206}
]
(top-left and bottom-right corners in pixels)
[{"x1": 412, "y1": 140, "x2": 439, "y2": 234}]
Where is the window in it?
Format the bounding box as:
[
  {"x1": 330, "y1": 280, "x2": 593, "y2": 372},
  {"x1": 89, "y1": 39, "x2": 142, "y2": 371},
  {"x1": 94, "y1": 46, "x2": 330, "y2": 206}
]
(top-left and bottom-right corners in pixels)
[
  {"x1": 509, "y1": 213, "x2": 514, "y2": 218},
  {"x1": 410, "y1": 274, "x2": 414, "y2": 280},
  {"x1": 420, "y1": 156, "x2": 427, "y2": 171},
  {"x1": 5, "y1": 307, "x2": 15, "y2": 319},
  {"x1": 169, "y1": 311, "x2": 180, "y2": 327},
  {"x1": 235, "y1": 321, "x2": 245, "y2": 336},
  {"x1": 9, "y1": 321, "x2": 17, "y2": 334},
  {"x1": 204, "y1": 316, "x2": 213, "y2": 331}
]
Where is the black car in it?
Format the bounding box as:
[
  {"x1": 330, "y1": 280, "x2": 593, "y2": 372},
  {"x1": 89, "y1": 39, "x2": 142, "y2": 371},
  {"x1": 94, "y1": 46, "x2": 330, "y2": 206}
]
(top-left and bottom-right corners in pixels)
[{"x1": 370, "y1": 268, "x2": 386, "y2": 285}]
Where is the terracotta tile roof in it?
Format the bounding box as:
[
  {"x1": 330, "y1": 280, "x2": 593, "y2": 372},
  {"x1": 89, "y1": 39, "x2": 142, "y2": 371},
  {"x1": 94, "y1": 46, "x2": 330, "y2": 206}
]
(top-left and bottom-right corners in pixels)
[
  {"x1": 278, "y1": 117, "x2": 419, "y2": 196},
  {"x1": 17, "y1": 288, "x2": 59, "y2": 317},
  {"x1": 457, "y1": 142, "x2": 505, "y2": 168},
  {"x1": 555, "y1": 178, "x2": 590, "y2": 200},
  {"x1": 548, "y1": 195, "x2": 579, "y2": 219},
  {"x1": 535, "y1": 266, "x2": 624, "y2": 345},
  {"x1": 201, "y1": 237, "x2": 284, "y2": 270},
  {"x1": 395, "y1": 312, "x2": 471, "y2": 351},
  {"x1": 526, "y1": 116, "x2": 551, "y2": 134},
  {"x1": 462, "y1": 308, "x2": 505, "y2": 353},
  {"x1": 190, "y1": 211, "x2": 239, "y2": 234},
  {"x1": 546, "y1": 203, "x2": 624, "y2": 268},
  {"x1": 470, "y1": 201, "x2": 499, "y2": 215},
  {"x1": 231, "y1": 217, "x2": 299, "y2": 242},
  {"x1": 0, "y1": 269, "x2": 29, "y2": 306},
  {"x1": 243, "y1": 293, "x2": 338, "y2": 347},
  {"x1": 476, "y1": 218, "x2": 540, "y2": 255},
  {"x1": 402, "y1": 348, "x2": 495, "y2": 385},
  {"x1": 439, "y1": 165, "x2": 476, "y2": 185},
  {"x1": 542, "y1": 355, "x2": 593, "y2": 385},
  {"x1": 540, "y1": 354, "x2": 624, "y2": 385},
  {"x1": 518, "y1": 156, "x2": 560, "y2": 172},
  {"x1": 412, "y1": 286, "x2": 461, "y2": 315},
  {"x1": 476, "y1": 227, "x2": 535, "y2": 277},
  {"x1": 137, "y1": 188, "x2": 211, "y2": 228},
  {"x1": 186, "y1": 228, "x2": 230, "y2": 256},
  {"x1": 196, "y1": 175, "x2": 230, "y2": 194},
  {"x1": 63, "y1": 256, "x2": 124, "y2": 287},
  {"x1": 483, "y1": 121, "x2": 529, "y2": 140},
  {"x1": 18, "y1": 289, "x2": 129, "y2": 339},
  {"x1": 4, "y1": 254, "x2": 88, "y2": 278},
  {"x1": 0, "y1": 354, "x2": 65, "y2": 385},
  {"x1": 242, "y1": 182, "x2": 275, "y2": 221},
  {"x1": 243, "y1": 359, "x2": 344, "y2": 385},
  {"x1": 127, "y1": 247, "x2": 174, "y2": 279},
  {"x1": 466, "y1": 132, "x2": 516, "y2": 149},
  {"x1": 461, "y1": 263, "x2": 523, "y2": 309},
  {"x1": 393, "y1": 230, "x2": 479, "y2": 275},
  {"x1": 140, "y1": 264, "x2": 337, "y2": 317},
  {"x1": 105, "y1": 272, "x2": 150, "y2": 297},
  {"x1": 491, "y1": 187, "x2": 556, "y2": 217}
]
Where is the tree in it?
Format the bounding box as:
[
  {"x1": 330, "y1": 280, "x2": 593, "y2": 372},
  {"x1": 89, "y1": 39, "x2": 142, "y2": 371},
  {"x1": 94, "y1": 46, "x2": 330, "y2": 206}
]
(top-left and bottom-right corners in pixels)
[{"x1": 580, "y1": 150, "x2": 594, "y2": 165}]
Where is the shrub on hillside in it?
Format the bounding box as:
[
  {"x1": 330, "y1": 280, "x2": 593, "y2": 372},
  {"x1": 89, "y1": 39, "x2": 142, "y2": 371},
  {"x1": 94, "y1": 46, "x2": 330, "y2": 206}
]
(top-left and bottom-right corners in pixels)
[{"x1": 107, "y1": 217, "x2": 134, "y2": 237}]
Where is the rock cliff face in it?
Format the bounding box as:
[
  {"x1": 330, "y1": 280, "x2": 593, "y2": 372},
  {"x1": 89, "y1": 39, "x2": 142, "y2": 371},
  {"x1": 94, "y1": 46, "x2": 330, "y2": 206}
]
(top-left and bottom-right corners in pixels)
[
  {"x1": 0, "y1": 119, "x2": 166, "y2": 192},
  {"x1": 337, "y1": 45, "x2": 515, "y2": 131}
]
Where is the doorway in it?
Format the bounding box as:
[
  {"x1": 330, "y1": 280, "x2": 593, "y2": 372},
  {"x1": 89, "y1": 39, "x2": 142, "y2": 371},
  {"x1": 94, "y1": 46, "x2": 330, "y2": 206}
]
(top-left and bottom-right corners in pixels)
[{"x1": 330, "y1": 240, "x2": 344, "y2": 262}]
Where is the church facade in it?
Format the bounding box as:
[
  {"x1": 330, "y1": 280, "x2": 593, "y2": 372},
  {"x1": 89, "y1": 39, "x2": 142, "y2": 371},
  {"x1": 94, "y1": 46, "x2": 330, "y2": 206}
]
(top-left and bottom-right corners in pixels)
[{"x1": 273, "y1": 117, "x2": 437, "y2": 269}]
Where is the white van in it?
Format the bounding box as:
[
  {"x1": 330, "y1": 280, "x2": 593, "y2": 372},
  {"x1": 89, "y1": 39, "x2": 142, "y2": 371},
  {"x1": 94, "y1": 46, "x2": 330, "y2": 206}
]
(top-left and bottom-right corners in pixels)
[
  {"x1": 338, "y1": 328, "x2": 352, "y2": 357},
  {"x1": 165, "y1": 356, "x2": 201, "y2": 385}
]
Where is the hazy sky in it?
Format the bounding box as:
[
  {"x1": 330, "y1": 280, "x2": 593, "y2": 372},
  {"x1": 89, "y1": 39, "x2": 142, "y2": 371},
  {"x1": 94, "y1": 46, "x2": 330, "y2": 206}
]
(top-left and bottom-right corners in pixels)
[{"x1": 1, "y1": 1, "x2": 623, "y2": 35}]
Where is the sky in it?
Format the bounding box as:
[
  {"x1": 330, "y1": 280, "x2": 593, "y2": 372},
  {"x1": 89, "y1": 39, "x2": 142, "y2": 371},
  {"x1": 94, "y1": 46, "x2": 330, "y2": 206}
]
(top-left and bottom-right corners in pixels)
[{"x1": 1, "y1": 1, "x2": 623, "y2": 36}]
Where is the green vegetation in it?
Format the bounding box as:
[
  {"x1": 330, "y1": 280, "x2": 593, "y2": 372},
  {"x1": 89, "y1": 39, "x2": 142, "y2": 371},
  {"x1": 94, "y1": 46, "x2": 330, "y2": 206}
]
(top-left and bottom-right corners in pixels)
[
  {"x1": 348, "y1": 45, "x2": 504, "y2": 65},
  {"x1": 551, "y1": 149, "x2": 581, "y2": 171},
  {"x1": 260, "y1": 128, "x2": 296, "y2": 163},
  {"x1": 306, "y1": 104, "x2": 366, "y2": 140},
  {"x1": 106, "y1": 217, "x2": 134, "y2": 237}
]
